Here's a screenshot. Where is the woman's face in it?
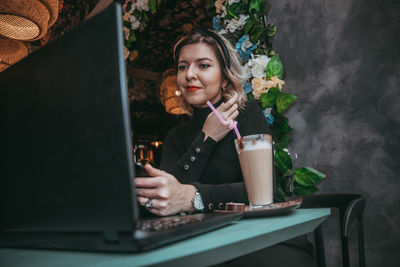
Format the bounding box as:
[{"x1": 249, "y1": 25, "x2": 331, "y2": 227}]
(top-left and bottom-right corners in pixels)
[{"x1": 176, "y1": 43, "x2": 228, "y2": 108}]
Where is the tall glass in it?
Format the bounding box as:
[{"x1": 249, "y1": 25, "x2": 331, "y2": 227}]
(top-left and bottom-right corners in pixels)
[{"x1": 234, "y1": 134, "x2": 274, "y2": 209}]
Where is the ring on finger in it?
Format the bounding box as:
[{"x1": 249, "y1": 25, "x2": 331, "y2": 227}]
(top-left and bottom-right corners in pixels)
[{"x1": 145, "y1": 198, "x2": 153, "y2": 208}]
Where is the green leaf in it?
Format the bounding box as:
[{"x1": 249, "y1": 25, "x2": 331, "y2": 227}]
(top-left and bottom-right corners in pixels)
[
  {"x1": 294, "y1": 167, "x2": 326, "y2": 186},
  {"x1": 123, "y1": 20, "x2": 131, "y2": 28},
  {"x1": 133, "y1": 9, "x2": 141, "y2": 19},
  {"x1": 250, "y1": 29, "x2": 264, "y2": 44},
  {"x1": 270, "y1": 109, "x2": 292, "y2": 137},
  {"x1": 274, "y1": 136, "x2": 291, "y2": 150},
  {"x1": 278, "y1": 186, "x2": 287, "y2": 198},
  {"x1": 128, "y1": 32, "x2": 137, "y2": 43},
  {"x1": 275, "y1": 149, "x2": 293, "y2": 171},
  {"x1": 276, "y1": 92, "x2": 297, "y2": 113},
  {"x1": 249, "y1": 0, "x2": 264, "y2": 13},
  {"x1": 143, "y1": 12, "x2": 149, "y2": 23},
  {"x1": 126, "y1": 2, "x2": 132, "y2": 11},
  {"x1": 226, "y1": 3, "x2": 239, "y2": 18},
  {"x1": 244, "y1": 19, "x2": 255, "y2": 35},
  {"x1": 266, "y1": 54, "x2": 284, "y2": 79},
  {"x1": 149, "y1": 0, "x2": 157, "y2": 13},
  {"x1": 267, "y1": 23, "x2": 277, "y2": 37},
  {"x1": 293, "y1": 182, "x2": 318, "y2": 196},
  {"x1": 260, "y1": 87, "x2": 279, "y2": 109}
]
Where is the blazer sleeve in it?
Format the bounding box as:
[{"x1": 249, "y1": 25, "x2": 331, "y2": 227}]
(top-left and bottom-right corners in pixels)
[{"x1": 160, "y1": 129, "x2": 218, "y2": 184}]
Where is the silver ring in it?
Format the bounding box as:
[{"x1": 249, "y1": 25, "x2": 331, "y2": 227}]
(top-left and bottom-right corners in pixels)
[{"x1": 145, "y1": 198, "x2": 153, "y2": 208}]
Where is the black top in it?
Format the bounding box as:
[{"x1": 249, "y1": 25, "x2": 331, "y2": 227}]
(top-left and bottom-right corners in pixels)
[{"x1": 160, "y1": 99, "x2": 281, "y2": 212}]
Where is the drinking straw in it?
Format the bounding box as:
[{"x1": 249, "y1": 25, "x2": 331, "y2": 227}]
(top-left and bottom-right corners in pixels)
[{"x1": 206, "y1": 101, "x2": 241, "y2": 139}]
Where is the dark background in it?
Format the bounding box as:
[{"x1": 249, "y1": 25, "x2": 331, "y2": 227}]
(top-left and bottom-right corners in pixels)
[
  {"x1": 267, "y1": 0, "x2": 400, "y2": 266},
  {"x1": 8, "y1": 0, "x2": 399, "y2": 264}
]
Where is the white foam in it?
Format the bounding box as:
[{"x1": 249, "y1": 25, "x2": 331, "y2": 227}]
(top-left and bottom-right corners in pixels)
[{"x1": 236, "y1": 141, "x2": 272, "y2": 151}]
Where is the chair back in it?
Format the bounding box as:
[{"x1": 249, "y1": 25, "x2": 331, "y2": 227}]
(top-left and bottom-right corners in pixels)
[{"x1": 299, "y1": 194, "x2": 366, "y2": 267}]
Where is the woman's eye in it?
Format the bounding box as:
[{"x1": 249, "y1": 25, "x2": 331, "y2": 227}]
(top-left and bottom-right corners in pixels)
[
  {"x1": 199, "y1": 63, "x2": 210, "y2": 68},
  {"x1": 178, "y1": 65, "x2": 188, "y2": 70}
]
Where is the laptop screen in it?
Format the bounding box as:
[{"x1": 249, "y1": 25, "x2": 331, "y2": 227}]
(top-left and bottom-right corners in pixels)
[{"x1": 0, "y1": 4, "x2": 138, "y2": 233}]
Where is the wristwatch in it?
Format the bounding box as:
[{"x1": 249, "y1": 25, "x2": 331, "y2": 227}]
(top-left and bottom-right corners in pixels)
[{"x1": 192, "y1": 190, "x2": 204, "y2": 211}]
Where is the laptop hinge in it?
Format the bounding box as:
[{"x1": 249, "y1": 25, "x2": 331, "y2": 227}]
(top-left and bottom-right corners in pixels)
[{"x1": 103, "y1": 230, "x2": 120, "y2": 243}]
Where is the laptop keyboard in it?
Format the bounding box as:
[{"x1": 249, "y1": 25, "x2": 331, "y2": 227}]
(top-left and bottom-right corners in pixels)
[
  {"x1": 133, "y1": 212, "x2": 242, "y2": 251},
  {"x1": 136, "y1": 213, "x2": 206, "y2": 232}
]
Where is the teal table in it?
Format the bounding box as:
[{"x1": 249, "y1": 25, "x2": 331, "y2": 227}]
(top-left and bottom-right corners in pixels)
[{"x1": 0, "y1": 208, "x2": 330, "y2": 267}]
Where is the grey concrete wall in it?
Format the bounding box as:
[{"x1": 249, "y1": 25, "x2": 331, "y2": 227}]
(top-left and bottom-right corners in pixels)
[{"x1": 267, "y1": 0, "x2": 400, "y2": 266}]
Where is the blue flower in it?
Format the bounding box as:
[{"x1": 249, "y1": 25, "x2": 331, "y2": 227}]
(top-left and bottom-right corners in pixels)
[
  {"x1": 235, "y1": 35, "x2": 257, "y2": 62},
  {"x1": 263, "y1": 109, "x2": 275, "y2": 125},
  {"x1": 213, "y1": 17, "x2": 222, "y2": 31},
  {"x1": 244, "y1": 82, "x2": 252, "y2": 94}
]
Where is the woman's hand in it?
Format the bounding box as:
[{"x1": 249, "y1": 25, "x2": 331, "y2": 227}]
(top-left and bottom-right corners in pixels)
[
  {"x1": 202, "y1": 93, "x2": 239, "y2": 142},
  {"x1": 135, "y1": 164, "x2": 196, "y2": 216}
]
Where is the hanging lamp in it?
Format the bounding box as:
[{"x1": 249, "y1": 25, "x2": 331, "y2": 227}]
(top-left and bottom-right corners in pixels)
[
  {"x1": 0, "y1": 0, "x2": 59, "y2": 41},
  {"x1": 0, "y1": 38, "x2": 28, "y2": 72},
  {"x1": 159, "y1": 68, "x2": 186, "y2": 115}
]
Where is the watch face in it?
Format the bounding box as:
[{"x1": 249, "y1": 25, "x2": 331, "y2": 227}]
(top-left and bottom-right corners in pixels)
[{"x1": 194, "y1": 192, "x2": 204, "y2": 210}]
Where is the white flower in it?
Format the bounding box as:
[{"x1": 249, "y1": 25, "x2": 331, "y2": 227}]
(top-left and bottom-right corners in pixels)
[
  {"x1": 129, "y1": 15, "x2": 140, "y2": 30},
  {"x1": 240, "y1": 35, "x2": 253, "y2": 51},
  {"x1": 248, "y1": 55, "x2": 270, "y2": 68},
  {"x1": 264, "y1": 107, "x2": 272, "y2": 115},
  {"x1": 228, "y1": 0, "x2": 240, "y2": 5},
  {"x1": 251, "y1": 64, "x2": 266, "y2": 78},
  {"x1": 247, "y1": 55, "x2": 270, "y2": 78},
  {"x1": 123, "y1": 26, "x2": 130, "y2": 40},
  {"x1": 218, "y1": 29, "x2": 228, "y2": 35},
  {"x1": 220, "y1": 5, "x2": 227, "y2": 18},
  {"x1": 225, "y1": 14, "x2": 248, "y2": 33},
  {"x1": 242, "y1": 62, "x2": 252, "y2": 81},
  {"x1": 133, "y1": 0, "x2": 149, "y2": 12}
]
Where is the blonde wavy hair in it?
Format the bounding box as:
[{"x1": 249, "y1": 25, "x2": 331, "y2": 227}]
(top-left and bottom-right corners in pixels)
[{"x1": 173, "y1": 28, "x2": 247, "y2": 115}]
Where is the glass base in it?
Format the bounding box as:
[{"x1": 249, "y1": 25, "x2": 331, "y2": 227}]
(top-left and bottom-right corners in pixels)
[{"x1": 249, "y1": 203, "x2": 274, "y2": 209}]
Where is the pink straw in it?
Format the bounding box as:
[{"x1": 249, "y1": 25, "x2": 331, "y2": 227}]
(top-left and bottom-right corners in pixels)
[{"x1": 206, "y1": 101, "x2": 241, "y2": 139}]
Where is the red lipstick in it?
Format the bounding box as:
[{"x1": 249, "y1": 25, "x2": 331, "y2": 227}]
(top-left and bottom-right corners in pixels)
[{"x1": 186, "y1": 85, "x2": 201, "y2": 92}]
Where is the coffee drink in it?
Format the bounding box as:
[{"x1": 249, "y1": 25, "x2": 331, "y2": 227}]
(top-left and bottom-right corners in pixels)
[{"x1": 235, "y1": 134, "x2": 273, "y2": 208}]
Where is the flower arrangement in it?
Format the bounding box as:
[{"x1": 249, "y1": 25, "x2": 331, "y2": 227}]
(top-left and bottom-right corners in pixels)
[
  {"x1": 213, "y1": 0, "x2": 325, "y2": 197},
  {"x1": 122, "y1": 0, "x2": 157, "y2": 63},
  {"x1": 121, "y1": 0, "x2": 326, "y2": 197}
]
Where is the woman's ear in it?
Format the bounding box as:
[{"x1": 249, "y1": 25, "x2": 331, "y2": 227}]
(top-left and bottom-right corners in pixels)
[{"x1": 222, "y1": 79, "x2": 228, "y2": 89}]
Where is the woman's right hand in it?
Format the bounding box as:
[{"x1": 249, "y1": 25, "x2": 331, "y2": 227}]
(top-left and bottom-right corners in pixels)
[{"x1": 202, "y1": 93, "x2": 239, "y2": 142}]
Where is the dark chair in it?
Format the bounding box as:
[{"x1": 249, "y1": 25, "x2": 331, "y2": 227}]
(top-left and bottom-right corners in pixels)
[{"x1": 300, "y1": 194, "x2": 366, "y2": 267}]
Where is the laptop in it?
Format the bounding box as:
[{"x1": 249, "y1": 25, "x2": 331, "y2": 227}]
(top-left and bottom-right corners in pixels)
[{"x1": 0, "y1": 3, "x2": 241, "y2": 252}]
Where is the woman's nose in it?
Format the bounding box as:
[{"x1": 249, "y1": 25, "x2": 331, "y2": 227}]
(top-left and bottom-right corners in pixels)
[{"x1": 185, "y1": 65, "x2": 196, "y2": 81}]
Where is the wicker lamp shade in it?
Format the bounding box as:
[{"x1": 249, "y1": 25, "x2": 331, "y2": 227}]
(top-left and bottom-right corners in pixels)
[
  {"x1": 40, "y1": 0, "x2": 59, "y2": 28},
  {"x1": 0, "y1": 38, "x2": 28, "y2": 72},
  {"x1": 159, "y1": 68, "x2": 186, "y2": 115},
  {"x1": 0, "y1": 0, "x2": 59, "y2": 41}
]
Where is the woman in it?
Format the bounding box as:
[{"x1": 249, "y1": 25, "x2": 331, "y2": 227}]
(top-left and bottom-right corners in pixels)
[
  {"x1": 135, "y1": 28, "x2": 315, "y2": 267},
  {"x1": 134, "y1": 28, "x2": 280, "y2": 216}
]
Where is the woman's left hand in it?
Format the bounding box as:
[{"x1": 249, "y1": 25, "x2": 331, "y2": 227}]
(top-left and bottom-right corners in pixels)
[{"x1": 135, "y1": 164, "x2": 196, "y2": 216}]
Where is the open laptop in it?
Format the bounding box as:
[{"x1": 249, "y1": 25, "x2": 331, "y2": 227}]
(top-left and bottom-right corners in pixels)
[{"x1": 0, "y1": 4, "x2": 241, "y2": 252}]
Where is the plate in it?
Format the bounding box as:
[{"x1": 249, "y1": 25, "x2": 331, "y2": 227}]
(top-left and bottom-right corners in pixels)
[{"x1": 214, "y1": 198, "x2": 302, "y2": 218}]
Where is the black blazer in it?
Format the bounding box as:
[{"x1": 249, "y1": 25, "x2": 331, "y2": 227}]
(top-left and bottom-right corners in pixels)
[{"x1": 160, "y1": 99, "x2": 280, "y2": 212}]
